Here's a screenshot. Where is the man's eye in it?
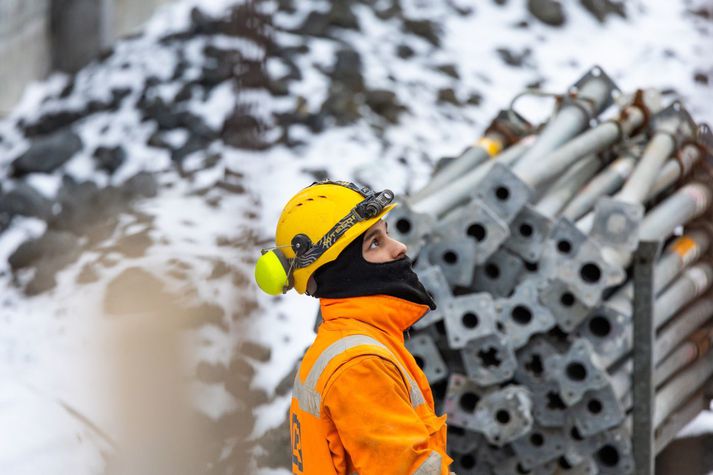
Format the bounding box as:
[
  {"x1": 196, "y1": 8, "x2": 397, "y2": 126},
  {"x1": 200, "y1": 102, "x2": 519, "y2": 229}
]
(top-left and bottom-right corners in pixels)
[{"x1": 369, "y1": 239, "x2": 379, "y2": 249}]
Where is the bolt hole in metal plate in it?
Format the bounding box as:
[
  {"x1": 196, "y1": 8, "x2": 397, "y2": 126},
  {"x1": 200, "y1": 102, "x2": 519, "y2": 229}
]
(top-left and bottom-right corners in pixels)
[
  {"x1": 537, "y1": 277, "x2": 592, "y2": 332},
  {"x1": 461, "y1": 332, "x2": 518, "y2": 386},
  {"x1": 589, "y1": 197, "x2": 643, "y2": 252},
  {"x1": 443, "y1": 293, "x2": 497, "y2": 349},
  {"x1": 412, "y1": 265, "x2": 453, "y2": 330},
  {"x1": 473, "y1": 248, "x2": 525, "y2": 298},
  {"x1": 473, "y1": 385, "x2": 534, "y2": 446},
  {"x1": 574, "y1": 304, "x2": 628, "y2": 356},
  {"x1": 384, "y1": 201, "x2": 434, "y2": 256},
  {"x1": 503, "y1": 205, "x2": 552, "y2": 262},
  {"x1": 443, "y1": 373, "x2": 490, "y2": 431},
  {"x1": 441, "y1": 198, "x2": 511, "y2": 265},
  {"x1": 405, "y1": 333, "x2": 449, "y2": 384},
  {"x1": 426, "y1": 234, "x2": 478, "y2": 287},
  {"x1": 499, "y1": 279, "x2": 556, "y2": 349},
  {"x1": 475, "y1": 163, "x2": 534, "y2": 223},
  {"x1": 544, "y1": 339, "x2": 609, "y2": 406},
  {"x1": 512, "y1": 422, "x2": 567, "y2": 470},
  {"x1": 571, "y1": 385, "x2": 624, "y2": 438}
]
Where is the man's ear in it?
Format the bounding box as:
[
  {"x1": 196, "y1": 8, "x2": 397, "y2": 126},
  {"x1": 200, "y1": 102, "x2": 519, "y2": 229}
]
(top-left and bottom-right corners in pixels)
[{"x1": 306, "y1": 276, "x2": 318, "y2": 296}]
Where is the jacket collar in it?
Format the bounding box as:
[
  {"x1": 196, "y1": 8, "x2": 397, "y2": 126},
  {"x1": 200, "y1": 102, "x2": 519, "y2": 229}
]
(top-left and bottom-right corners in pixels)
[{"x1": 319, "y1": 295, "x2": 430, "y2": 338}]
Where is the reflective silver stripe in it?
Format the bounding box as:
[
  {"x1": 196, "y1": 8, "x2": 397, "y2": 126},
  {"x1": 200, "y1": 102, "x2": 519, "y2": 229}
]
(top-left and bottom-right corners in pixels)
[
  {"x1": 293, "y1": 334, "x2": 426, "y2": 417},
  {"x1": 413, "y1": 451, "x2": 442, "y2": 475}
]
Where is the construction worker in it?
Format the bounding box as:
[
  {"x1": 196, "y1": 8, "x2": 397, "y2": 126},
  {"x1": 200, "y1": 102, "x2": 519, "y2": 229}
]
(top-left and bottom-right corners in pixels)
[{"x1": 254, "y1": 180, "x2": 453, "y2": 474}]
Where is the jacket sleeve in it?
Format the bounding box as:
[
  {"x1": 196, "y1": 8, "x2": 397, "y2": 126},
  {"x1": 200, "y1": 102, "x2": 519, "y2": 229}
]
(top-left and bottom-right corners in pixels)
[{"x1": 322, "y1": 355, "x2": 450, "y2": 475}]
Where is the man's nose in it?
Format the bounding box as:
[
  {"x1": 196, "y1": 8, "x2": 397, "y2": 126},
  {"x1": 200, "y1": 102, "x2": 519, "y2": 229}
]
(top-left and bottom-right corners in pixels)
[{"x1": 392, "y1": 239, "x2": 408, "y2": 260}]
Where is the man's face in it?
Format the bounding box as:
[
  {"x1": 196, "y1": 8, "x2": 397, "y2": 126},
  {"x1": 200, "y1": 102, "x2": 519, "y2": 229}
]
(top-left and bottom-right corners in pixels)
[{"x1": 361, "y1": 219, "x2": 408, "y2": 263}]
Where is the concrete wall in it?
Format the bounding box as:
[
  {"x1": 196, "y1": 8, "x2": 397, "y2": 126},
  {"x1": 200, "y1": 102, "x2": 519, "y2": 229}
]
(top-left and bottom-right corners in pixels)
[
  {"x1": 0, "y1": 0, "x2": 176, "y2": 116},
  {"x1": 0, "y1": 0, "x2": 51, "y2": 114}
]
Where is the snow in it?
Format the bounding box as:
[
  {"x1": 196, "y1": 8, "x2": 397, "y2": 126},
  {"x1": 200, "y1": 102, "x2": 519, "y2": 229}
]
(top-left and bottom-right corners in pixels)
[{"x1": 0, "y1": 0, "x2": 712, "y2": 473}]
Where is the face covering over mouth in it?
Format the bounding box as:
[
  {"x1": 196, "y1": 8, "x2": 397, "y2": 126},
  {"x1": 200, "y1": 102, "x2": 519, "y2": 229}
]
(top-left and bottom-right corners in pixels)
[{"x1": 311, "y1": 232, "x2": 437, "y2": 310}]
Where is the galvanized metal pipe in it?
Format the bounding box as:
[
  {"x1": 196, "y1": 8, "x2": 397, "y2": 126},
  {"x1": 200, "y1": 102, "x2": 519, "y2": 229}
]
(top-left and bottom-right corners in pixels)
[
  {"x1": 514, "y1": 72, "x2": 616, "y2": 174},
  {"x1": 655, "y1": 326, "x2": 713, "y2": 389},
  {"x1": 517, "y1": 107, "x2": 643, "y2": 189},
  {"x1": 411, "y1": 138, "x2": 533, "y2": 217},
  {"x1": 639, "y1": 183, "x2": 712, "y2": 241},
  {"x1": 615, "y1": 318, "x2": 713, "y2": 406},
  {"x1": 607, "y1": 230, "x2": 711, "y2": 311},
  {"x1": 655, "y1": 388, "x2": 710, "y2": 454},
  {"x1": 412, "y1": 134, "x2": 504, "y2": 201},
  {"x1": 603, "y1": 264, "x2": 713, "y2": 369},
  {"x1": 655, "y1": 297, "x2": 713, "y2": 366},
  {"x1": 617, "y1": 133, "x2": 676, "y2": 204},
  {"x1": 561, "y1": 154, "x2": 637, "y2": 221},
  {"x1": 647, "y1": 144, "x2": 702, "y2": 200},
  {"x1": 534, "y1": 154, "x2": 603, "y2": 218},
  {"x1": 654, "y1": 342, "x2": 713, "y2": 426}
]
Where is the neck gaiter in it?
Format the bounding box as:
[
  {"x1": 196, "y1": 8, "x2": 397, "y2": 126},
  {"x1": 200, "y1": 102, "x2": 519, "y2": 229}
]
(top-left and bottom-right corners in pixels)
[{"x1": 311, "y1": 232, "x2": 436, "y2": 310}]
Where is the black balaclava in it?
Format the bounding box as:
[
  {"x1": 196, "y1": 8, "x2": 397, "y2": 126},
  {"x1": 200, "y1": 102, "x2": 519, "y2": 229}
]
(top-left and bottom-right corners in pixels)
[{"x1": 311, "y1": 231, "x2": 436, "y2": 310}]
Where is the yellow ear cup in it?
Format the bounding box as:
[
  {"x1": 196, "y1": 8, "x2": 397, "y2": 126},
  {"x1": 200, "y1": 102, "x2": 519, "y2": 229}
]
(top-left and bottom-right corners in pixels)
[{"x1": 254, "y1": 250, "x2": 290, "y2": 295}]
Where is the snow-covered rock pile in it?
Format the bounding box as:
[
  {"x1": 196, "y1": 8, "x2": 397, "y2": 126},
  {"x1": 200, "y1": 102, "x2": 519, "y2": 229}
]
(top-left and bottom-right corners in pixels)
[{"x1": 0, "y1": 0, "x2": 712, "y2": 473}]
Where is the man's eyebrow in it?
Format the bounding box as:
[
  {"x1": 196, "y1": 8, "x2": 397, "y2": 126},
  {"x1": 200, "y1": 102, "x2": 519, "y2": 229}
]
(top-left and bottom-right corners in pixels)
[{"x1": 363, "y1": 224, "x2": 384, "y2": 246}]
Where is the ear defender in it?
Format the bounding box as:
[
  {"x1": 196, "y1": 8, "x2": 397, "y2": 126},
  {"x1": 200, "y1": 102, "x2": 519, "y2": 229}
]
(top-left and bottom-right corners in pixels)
[
  {"x1": 254, "y1": 235, "x2": 313, "y2": 296},
  {"x1": 254, "y1": 248, "x2": 292, "y2": 295}
]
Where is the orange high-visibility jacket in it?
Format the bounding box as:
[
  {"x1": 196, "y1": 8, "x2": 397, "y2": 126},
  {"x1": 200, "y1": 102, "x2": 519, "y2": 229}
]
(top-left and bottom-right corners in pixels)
[{"x1": 290, "y1": 295, "x2": 453, "y2": 475}]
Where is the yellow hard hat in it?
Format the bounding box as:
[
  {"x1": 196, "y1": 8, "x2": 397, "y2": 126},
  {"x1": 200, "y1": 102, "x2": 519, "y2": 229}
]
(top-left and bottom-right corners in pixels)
[{"x1": 254, "y1": 181, "x2": 396, "y2": 295}]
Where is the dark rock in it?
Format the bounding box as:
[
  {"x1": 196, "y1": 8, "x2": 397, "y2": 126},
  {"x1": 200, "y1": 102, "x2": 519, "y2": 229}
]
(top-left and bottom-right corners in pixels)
[
  {"x1": 275, "y1": 363, "x2": 299, "y2": 396},
  {"x1": 295, "y1": 11, "x2": 331, "y2": 37},
  {"x1": 375, "y1": 1, "x2": 403, "y2": 20},
  {"x1": 267, "y1": 79, "x2": 290, "y2": 96},
  {"x1": 9, "y1": 229, "x2": 79, "y2": 270},
  {"x1": 332, "y1": 49, "x2": 365, "y2": 92},
  {"x1": 208, "y1": 260, "x2": 231, "y2": 279},
  {"x1": 396, "y1": 44, "x2": 414, "y2": 59},
  {"x1": 321, "y1": 84, "x2": 362, "y2": 125},
  {"x1": 690, "y1": 6, "x2": 712, "y2": 20},
  {"x1": 466, "y1": 93, "x2": 483, "y2": 106},
  {"x1": 0, "y1": 182, "x2": 53, "y2": 220},
  {"x1": 221, "y1": 105, "x2": 269, "y2": 150},
  {"x1": 12, "y1": 129, "x2": 83, "y2": 176},
  {"x1": 111, "y1": 230, "x2": 153, "y2": 258},
  {"x1": 123, "y1": 172, "x2": 158, "y2": 198},
  {"x1": 241, "y1": 340, "x2": 272, "y2": 362},
  {"x1": 228, "y1": 356, "x2": 256, "y2": 383},
  {"x1": 437, "y1": 88, "x2": 459, "y2": 105},
  {"x1": 305, "y1": 112, "x2": 326, "y2": 133},
  {"x1": 22, "y1": 110, "x2": 84, "y2": 137},
  {"x1": 184, "y1": 302, "x2": 226, "y2": 329},
  {"x1": 226, "y1": 381, "x2": 269, "y2": 406},
  {"x1": 301, "y1": 168, "x2": 329, "y2": 181},
  {"x1": 103, "y1": 267, "x2": 166, "y2": 315},
  {"x1": 76, "y1": 263, "x2": 100, "y2": 284},
  {"x1": 403, "y1": 19, "x2": 441, "y2": 46},
  {"x1": 93, "y1": 145, "x2": 126, "y2": 174},
  {"x1": 527, "y1": 0, "x2": 566, "y2": 26},
  {"x1": 327, "y1": 2, "x2": 359, "y2": 30},
  {"x1": 0, "y1": 212, "x2": 11, "y2": 233},
  {"x1": 254, "y1": 412, "x2": 291, "y2": 469},
  {"x1": 496, "y1": 47, "x2": 532, "y2": 67},
  {"x1": 365, "y1": 89, "x2": 404, "y2": 123},
  {"x1": 436, "y1": 64, "x2": 460, "y2": 79},
  {"x1": 580, "y1": 0, "x2": 626, "y2": 23},
  {"x1": 195, "y1": 362, "x2": 227, "y2": 383},
  {"x1": 694, "y1": 72, "x2": 709, "y2": 85}
]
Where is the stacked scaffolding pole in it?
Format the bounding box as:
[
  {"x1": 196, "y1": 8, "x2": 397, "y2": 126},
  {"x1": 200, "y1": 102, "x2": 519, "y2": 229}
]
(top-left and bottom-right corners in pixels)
[{"x1": 388, "y1": 67, "x2": 713, "y2": 474}]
